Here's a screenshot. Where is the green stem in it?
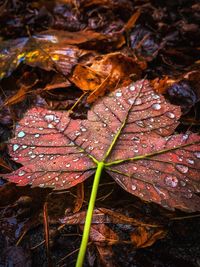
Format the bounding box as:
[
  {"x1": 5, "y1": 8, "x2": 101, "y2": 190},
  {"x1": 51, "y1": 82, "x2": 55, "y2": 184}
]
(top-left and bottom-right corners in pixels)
[{"x1": 76, "y1": 161, "x2": 104, "y2": 267}]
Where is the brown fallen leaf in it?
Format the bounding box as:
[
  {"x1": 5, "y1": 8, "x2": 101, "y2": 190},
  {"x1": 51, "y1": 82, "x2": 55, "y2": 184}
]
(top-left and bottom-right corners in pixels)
[
  {"x1": 73, "y1": 183, "x2": 84, "y2": 213},
  {"x1": 70, "y1": 52, "x2": 142, "y2": 102},
  {"x1": 151, "y1": 76, "x2": 176, "y2": 94},
  {"x1": 61, "y1": 208, "x2": 166, "y2": 248},
  {"x1": 130, "y1": 226, "x2": 166, "y2": 248},
  {"x1": 124, "y1": 10, "x2": 141, "y2": 32}
]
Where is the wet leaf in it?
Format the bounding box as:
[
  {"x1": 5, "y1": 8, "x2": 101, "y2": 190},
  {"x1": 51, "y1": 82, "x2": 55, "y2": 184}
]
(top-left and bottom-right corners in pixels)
[
  {"x1": 3, "y1": 79, "x2": 200, "y2": 211},
  {"x1": 151, "y1": 77, "x2": 175, "y2": 94},
  {"x1": 130, "y1": 226, "x2": 165, "y2": 248},
  {"x1": 0, "y1": 30, "x2": 100, "y2": 80},
  {"x1": 73, "y1": 183, "x2": 84, "y2": 213},
  {"x1": 61, "y1": 208, "x2": 165, "y2": 247},
  {"x1": 70, "y1": 52, "x2": 142, "y2": 102}
]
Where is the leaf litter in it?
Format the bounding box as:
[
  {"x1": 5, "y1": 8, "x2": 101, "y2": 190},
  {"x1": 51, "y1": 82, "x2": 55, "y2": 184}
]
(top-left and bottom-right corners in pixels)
[{"x1": 0, "y1": 0, "x2": 200, "y2": 266}]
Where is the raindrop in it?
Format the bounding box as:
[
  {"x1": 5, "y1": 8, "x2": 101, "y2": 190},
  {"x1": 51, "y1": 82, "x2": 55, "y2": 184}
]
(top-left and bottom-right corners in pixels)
[
  {"x1": 18, "y1": 131, "x2": 26, "y2": 138},
  {"x1": 165, "y1": 175, "x2": 178, "y2": 187},
  {"x1": 39, "y1": 184, "x2": 45, "y2": 187},
  {"x1": 22, "y1": 145, "x2": 27, "y2": 149},
  {"x1": 186, "y1": 191, "x2": 193, "y2": 199},
  {"x1": 136, "y1": 121, "x2": 145, "y2": 127},
  {"x1": 182, "y1": 134, "x2": 189, "y2": 141},
  {"x1": 44, "y1": 114, "x2": 55, "y2": 122},
  {"x1": 186, "y1": 158, "x2": 194, "y2": 165},
  {"x1": 180, "y1": 180, "x2": 186, "y2": 186},
  {"x1": 103, "y1": 123, "x2": 107, "y2": 127},
  {"x1": 13, "y1": 144, "x2": 20, "y2": 151},
  {"x1": 131, "y1": 184, "x2": 137, "y2": 190},
  {"x1": 142, "y1": 144, "x2": 147, "y2": 148},
  {"x1": 30, "y1": 146, "x2": 36, "y2": 149},
  {"x1": 116, "y1": 91, "x2": 122, "y2": 97},
  {"x1": 39, "y1": 154, "x2": 44, "y2": 158},
  {"x1": 55, "y1": 177, "x2": 59, "y2": 181},
  {"x1": 39, "y1": 127, "x2": 44, "y2": 131},
  {"x1": 130, "y1": 85, "x2": 136, "y2": 91},
  {"x1": 28, "y1": 151, "x2": 33, "y2": 155},
  {"x1": 166, "y1": 112, "x2": 175, "y2": 119},
  {"x1": 48, "y1": 124, "x2": 54, "y2": 129},
  {"x1": 94, "y1": 140, "x2": 99, "y2": 144},
  {"x1": 178, "y1": 156, "x2": 183, "y2": 162},
  {"x1": 105, "y1": 108, "x2": 109, "y2": 111},
  {"x1": 131, "y1": 136, "x2": 140, "y2": 142},
  {"x1": 176, "y1": 164, "x2": 188, "y2": 174},
  {"x1": 88, "y1": 146, "x2": 94, "y2": 151},
  {"x1": 128, "y1": 98, "x2": 134, "y2": 105},
  {"x1": 152, "y1": 103, "x2": 161, "y2": 110},
  {"x1": 66, "y1": 163, "x2": 71, "y2": 167},
  {"x1": 135, "y1": 98, "x2": 142, "y2": 105},
  {"x1": 75, "y1": 131, "x2": 81, "y2": 136},
  {"x1": 13, "y1": 157, "x2": 18, "y2": 161},
  {"x1": 152, "y1": 94, "x2": 160, "y2": 100},
  {"x1": 75, "y1": 175, "x2": 80, "y2": 179},
  {"x1": 133, "y1": 149, "x2": 139, "y2": 153},
  {"x1": 194, "y1": 152, "x2": 200, "y2": 159},
  {"x1": 73, "y1": 158, "x2": 79, "y2": 162},
  {"x1": 35, "y1": 134, "x2": 40, "y2": 138},
  {"x1": 18, "y1": 170, "x2": 25, "y2": 176},
  {"x1": 80, "y1": 127, "x2": 87, "y2": 132},
  {"x1": 133, "y1": 166, "x2": 137, "y2": 171},
  {"x1": 30, "y1": 154, "x2": 36, "y2": 159},
  {"x1": 69, "y1": 141, "x2": 74, "y2": 146}
]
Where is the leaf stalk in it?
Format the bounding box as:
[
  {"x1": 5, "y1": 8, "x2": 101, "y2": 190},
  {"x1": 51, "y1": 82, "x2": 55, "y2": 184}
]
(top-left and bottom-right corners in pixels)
[{"x1": 76, "y1": 161, "x2": 104, "y2": 267}]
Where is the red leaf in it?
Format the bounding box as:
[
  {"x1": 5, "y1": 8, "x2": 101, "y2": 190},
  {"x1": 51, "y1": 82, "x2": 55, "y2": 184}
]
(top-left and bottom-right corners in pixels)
[{"x1": 3, "y1": 80, "x2": 200, "y2": 211}]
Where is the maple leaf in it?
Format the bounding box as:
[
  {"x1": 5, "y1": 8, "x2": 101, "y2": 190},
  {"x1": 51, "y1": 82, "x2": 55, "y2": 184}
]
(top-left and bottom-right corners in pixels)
[
  {"x1": 3, "y1": 79, "x2": 200, "y2": 212},
  {"x1": 3, "y1": 79, "x2": 200, "y2": 266}
]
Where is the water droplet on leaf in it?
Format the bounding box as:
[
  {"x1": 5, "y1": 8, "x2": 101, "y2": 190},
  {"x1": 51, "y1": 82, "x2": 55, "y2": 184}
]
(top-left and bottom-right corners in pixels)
[
  {"x1": 13, "y1": 144, "x2": 20, "y2": 151},
  {"x1": 18, "y1": 170, "x2": 25, "y2": 176},
  {"x1": 18, "y1": 131, "x2": 26, "y2": 138},
  {"x1": 166, "y1": 112, "x2": 175, "y2": 119},
  {"x1": 152, "y1": 103, "x2": 161, "y2": 110},
  {"x1": 135, "y1": 98, "x2": 142, "y2": 105},
  {"x1": 116, "y1": 91, "x2": 122, "y2": 97},
  {"x1": 186, "y1": 158, "x2": 194, "y2": 165},
  {"x1": 194, "y1": 152, "x2": 200, "y2": 158},
  {"x1": 176, "y1": 164, "x2": 188, "y2": 174},
  {"x1": 165, "y1": 176, "x2": 178, "y2": 187},
  {"x1": 130, "y1": 85, "x2": 135, "y2": 91},
  {"x1": 131, "y1": 185, "x2": 137, "y2": 190}
]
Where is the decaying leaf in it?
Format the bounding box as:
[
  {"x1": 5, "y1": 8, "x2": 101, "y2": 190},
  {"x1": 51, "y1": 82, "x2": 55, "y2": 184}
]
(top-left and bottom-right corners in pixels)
[
  {"x1": 0, "y1": 29, "x2": 126, "y2": 80},
  {"x1": 61, "y1": 208, "x2": 166, "y2": 247},
  {"x1": 70, "y1": 52, "x2": 142, "y2": 102},
  {"x1": 3, "y1": 80, "x2": 200, "y2": 211},
  {"x1": 73, "y1": 183, "x2": 84, "y2": 213}
]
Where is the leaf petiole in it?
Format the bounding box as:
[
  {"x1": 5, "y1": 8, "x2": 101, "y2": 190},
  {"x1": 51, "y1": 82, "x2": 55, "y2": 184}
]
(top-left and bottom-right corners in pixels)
[{"x1": 76, "y1": 161, "x2": 104, "y2": 267}]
